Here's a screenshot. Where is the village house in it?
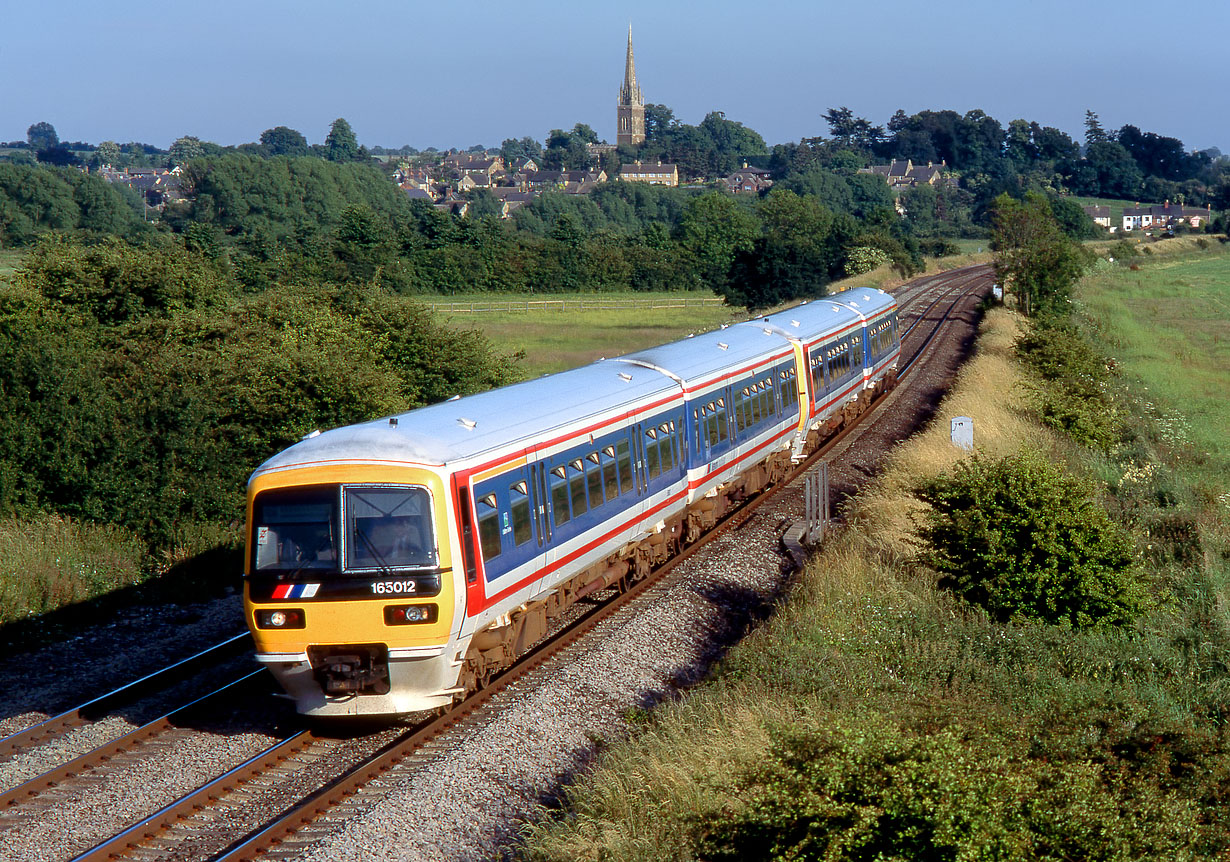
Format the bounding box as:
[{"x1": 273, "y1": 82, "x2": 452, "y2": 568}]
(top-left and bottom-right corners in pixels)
[
  {"x1": 1081, "y1": 205, "x2": 1112, "y2": 229},
  {"x1": 858, "y1": 159, "x2": 948, "y2": 190},
  {"x1": 1122, "y1": 201, "x2": 1212, "y2": 232},
  {"x1": 724, "y1": 162, "x2": 773, "y2": 194},
  {"x1": 619, "y1": 160, "x2": 678, "y2": 186}
]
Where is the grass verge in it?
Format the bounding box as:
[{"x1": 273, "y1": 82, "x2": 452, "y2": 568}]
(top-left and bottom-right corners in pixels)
[{"x1": 518, "y1": 246, "x2": 1230, "y2": 859}]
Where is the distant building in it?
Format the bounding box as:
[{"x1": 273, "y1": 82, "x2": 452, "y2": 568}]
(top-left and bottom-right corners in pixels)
[
  {"x1": 858, "y1": 159, "x2": 948, "y2": 190},
  {"x1": 724, "y1": 162, "x2": 773, "y2": 194},
  {"x1": 616, "y1": 26, "x2": 645, "y2": 147},
  {"x1": 620, "y1": 160, "x2": 678, "y2": 186},
  {"x1": 1081, "y1": 205, "x2": 1111, "y2": 228},
  {"x1": 1122, "y1": 201, "x2": 1211, "y2": 232}
]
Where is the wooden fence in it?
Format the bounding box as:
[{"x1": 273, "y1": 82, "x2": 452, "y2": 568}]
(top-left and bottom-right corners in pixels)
[{"x1": 428, "y1": 297, "x2": 727, "y2": 314}]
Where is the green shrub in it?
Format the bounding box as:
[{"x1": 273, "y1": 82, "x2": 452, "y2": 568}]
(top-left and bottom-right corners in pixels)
[
  {"x1": 1016, "y1": 316, "x2": 1123, "y2": 450},
  {"x1": 695, "y1": 715, "x2": 1200, "y2": 862},
  {"x1": 915, "y1": 451, "x2": 1145, "y2": 628}
]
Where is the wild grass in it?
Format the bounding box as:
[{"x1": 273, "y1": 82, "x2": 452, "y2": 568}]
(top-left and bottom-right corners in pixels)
[
  {"x1": 0, "y1": 514, "x2": 146, "y2": 624},
  {"x1": 0, "y1": 248, "x2": 25, "y2": 284},
  {"x1": 519, "y1": 283, "x2": 1230, "y2": 859},
  {"x1": 433, "y1": 292, "x2": 745, "y2": 378}
]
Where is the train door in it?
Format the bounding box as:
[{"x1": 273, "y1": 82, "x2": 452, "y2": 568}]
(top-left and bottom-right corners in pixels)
[{"x1": 527, "y1": 453, "x2": 557, "y2": 596}]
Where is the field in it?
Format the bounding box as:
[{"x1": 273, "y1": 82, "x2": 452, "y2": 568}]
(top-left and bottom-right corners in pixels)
[
  {"x1": 519, "y1": 245, "x2": 1230, "y2": 860},
  {"x1": 1080, "y1": 249, "x2": 1230, "y2": 483},
  {"x1": 0, "y1": 249, "x2": 23, "y2": 283},
  {"x1": 434, "y1": 292, "x2": 747, "y2": 377}
]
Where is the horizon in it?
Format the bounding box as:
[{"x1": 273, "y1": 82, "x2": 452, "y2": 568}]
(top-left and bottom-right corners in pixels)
[{"x1": 3, "y1": 1, "x2": 1226, "y2": 154}]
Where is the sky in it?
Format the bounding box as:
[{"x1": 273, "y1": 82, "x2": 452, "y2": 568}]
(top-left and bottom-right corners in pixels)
[{"x1": 3, "y1": 0, "x2": 1226, "y2": 154}]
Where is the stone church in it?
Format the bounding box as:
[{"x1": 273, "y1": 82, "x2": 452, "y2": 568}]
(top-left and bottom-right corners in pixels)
[{"x1": 616, "y1": 26, "x2": 645, "y2": 147}]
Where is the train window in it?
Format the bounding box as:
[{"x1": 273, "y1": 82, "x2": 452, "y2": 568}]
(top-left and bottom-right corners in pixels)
[
  {"x1": 716, "y1": 401, "x2": 728, "y2": 443},
  {"x1": 601, "y1": 448, "x2": 619, "y2": 501},
  {"x1": 617, "y1": 439, "x2": 634, "y2": 494},
  {"x1": 476, "y1": 493, "x2": 501, "y2": 561},
  {"x1": 344, "y1": 486, "x2": 436, "y2": 571},
  {"x1": 252, "y1": 486, "x2": 337, "y2": 573},
  {"x1": 645, "y1": 430, "x2": 661, "y2": 479},
  {"x1": 551, "y1": 467, "x2": 570, "y2": 526},
  {"x1": 660, "y1": 422, "x2": 675, "y2": 472},
  {"x1": 509, "y1": 483, "x2": 532, "y2": 546},
  {"x1": 587, "y1": 453, "x2": 605, "y2": 509},
  {"x1": 569, "y1": 461, "x2": 588, "y2": 518}
]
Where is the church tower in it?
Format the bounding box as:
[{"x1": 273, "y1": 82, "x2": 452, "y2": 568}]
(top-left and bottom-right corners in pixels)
[{"x1": 616, "y1": 26, "x2": 645, "y2": 147}]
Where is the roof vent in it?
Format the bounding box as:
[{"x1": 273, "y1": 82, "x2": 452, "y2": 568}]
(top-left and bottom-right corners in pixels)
[
  {"x1": 790, "y1": 319, "x2": 801, "y2": 328},
  {"x1": 301, "y1": 429, "x2": 321, "y2": 440},
  {"x1": 863, "y1": 293, "x2": 873, "y2": 301},
  {"x1": 763, "y1": 327, "x2": 773, "y2": 335},
  {"x1": 618, "y1": 372, "x2": 633, "y2": 382},
  {"x1": 447, "y1": 394, "x2": 461, "y2": 401},
  {"x1": 717, "y1": 342, "x2": 729, "y2": 350},
  {"x1": 389, "y1": 417, "x2": 398, "y2": 427},
  {"x1": 458, "y1": 418, "x2": 477, "y2": 430}
]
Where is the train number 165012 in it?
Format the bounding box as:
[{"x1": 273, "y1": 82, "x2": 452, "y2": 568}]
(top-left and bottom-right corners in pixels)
[{"x1": 371, "y1": 580, "x2": 417, "y2": 595}]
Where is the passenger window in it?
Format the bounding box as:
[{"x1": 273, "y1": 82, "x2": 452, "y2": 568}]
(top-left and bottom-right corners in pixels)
[
  {"x1": 477, "y1": 493, "x2": 501, "y2": 560},
  {"x1": 509, "y1": 482, "x2": 532, "y2": 546},
  {"x1": 716, "y1": 399, "x2": 728, "y2": 442},
  {"x1": 569, "y1": 460, "x2": 588, "y2": 518},
  {"x1": 601, "y1": 447, "x2": 619, "y2": 501},
  {"x1": 587, "y1": 453, "x2": 604, "y2": 509},
  {"x1": 645, "y1": 429, "x2": 661, "y2": 479},
  {"x1": 659, "y1": 422, "x2": 674, "y2": 472},
  {"x1": 551, "y1": 467, "x2": 570, "y2": 526},
  {"x1": 616, "y1": 439, "x2": 633, "y2": 494}
]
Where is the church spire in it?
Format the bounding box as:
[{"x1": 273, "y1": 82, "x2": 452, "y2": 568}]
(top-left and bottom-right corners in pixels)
[
  {"x1": 616, "y1": 25, "x2": 645, "y2": 146},
  {"x1": 621, "y1": 25, "x2": 642, "y2": 106}
]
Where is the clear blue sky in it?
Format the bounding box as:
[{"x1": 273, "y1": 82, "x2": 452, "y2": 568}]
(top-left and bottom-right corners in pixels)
[{"x1": 3, "y1": 0, "x2": 1225, "y2": 153}]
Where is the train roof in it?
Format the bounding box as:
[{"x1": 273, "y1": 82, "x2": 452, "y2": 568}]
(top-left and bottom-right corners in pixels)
[
  {"x1": 751, "y1": 289, "x2": 895, "y2": 345},
  {"x1": 249, "y1": 288, "x2": 899, "y2": 482},
  {"x1": 251, "y1": 357, "x2": 680, "y2": 476},
  {"x1": 613, "y1": 322, "x2": 793, "y2": 389}
]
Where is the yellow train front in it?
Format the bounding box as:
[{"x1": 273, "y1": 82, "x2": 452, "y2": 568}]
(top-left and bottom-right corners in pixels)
[{"x1": 244, "y1": 453, "x2": 464, "y2": 718}]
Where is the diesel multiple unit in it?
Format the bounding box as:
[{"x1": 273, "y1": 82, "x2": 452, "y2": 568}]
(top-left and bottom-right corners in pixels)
[{"x1": 244, "y1": 290, "x2": 900, "y2": 717}]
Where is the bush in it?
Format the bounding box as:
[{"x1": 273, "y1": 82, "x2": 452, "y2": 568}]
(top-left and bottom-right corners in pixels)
[
  {"x1": 915, "y1": 451, "x2": 1145, "y2": 628},
  {"x1": 1016, "y1": 316, "x2": 1123, "y2": 450},
  {"x1": 695, "y1": 715, "x2": 1200, "y2": 862}
]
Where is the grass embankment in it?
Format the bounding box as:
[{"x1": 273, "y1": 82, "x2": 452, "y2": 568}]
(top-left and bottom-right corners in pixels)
[{"x1": 519, "y1": 247, "x2": 1230, "y2": 859}]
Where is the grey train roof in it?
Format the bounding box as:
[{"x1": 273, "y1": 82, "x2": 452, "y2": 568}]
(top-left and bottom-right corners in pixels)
[{"x1": 251, "y1": 289, "x2": 896, "y2": 479}]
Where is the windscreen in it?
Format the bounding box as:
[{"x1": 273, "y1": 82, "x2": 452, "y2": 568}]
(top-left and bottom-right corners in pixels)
[
  {"x1": 252, "y1": 487, "x2": 338, "y2": 573},
  {"x1": 344, "y1": 486, "x2": 437, "y2": 570},
  {"x1": 251, "y1": 484, "x2": 437, "y2": 575}
]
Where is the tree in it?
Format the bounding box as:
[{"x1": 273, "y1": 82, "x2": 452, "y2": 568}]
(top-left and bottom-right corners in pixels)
[
  {"x1": 169, "y1": 136, "x2": 204, "y2": 166},
  {"x1": 677, "y1": 193, "x2": 757, "y2": 290},
  {"x1": 1083, "y1": 110, "x2": 1107, "y2": 147},
  {"x1": 643, "y1": 104, "x2": 677, "y2": 141},
  {"x1": 93, "y1": 140, "x2": 121, "y2": 168},
  {"x1": 991, "y1": 192, "x2": 1090, "y2": 316},
  {"x1": 27, "y1": 122, "x2": 59, "y2": 151},
  {"x1": 260, "y1": 126, "x2": 310, "y2": 157},
  {"x1": 500, "y1": 136, "x2": 542, "y2": 166},
  {"x1": 325, "y1": 118, "x2": 360, "y2": 162}
]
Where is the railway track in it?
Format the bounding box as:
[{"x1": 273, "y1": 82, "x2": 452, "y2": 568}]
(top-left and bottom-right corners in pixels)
[{"x1": 9, "y1": 265, "x2": 991, "y2": 862}]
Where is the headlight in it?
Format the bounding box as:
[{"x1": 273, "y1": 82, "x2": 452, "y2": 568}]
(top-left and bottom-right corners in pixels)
[
  {"x1": 256, "y1": 608, "x2": 305, "y2": 629},
  {"x1": 384, "y1": 604, "x2": 437, "y2": 626}
]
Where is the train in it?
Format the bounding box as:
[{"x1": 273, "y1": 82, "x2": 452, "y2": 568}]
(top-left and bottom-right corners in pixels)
[{"x1": 243, "y1": 288, "x2": 901, "y2": 718}]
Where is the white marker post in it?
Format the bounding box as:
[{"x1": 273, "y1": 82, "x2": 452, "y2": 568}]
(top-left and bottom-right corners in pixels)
[{"x1": 951, "y1": 416, "x2": 974, "y2": 451}]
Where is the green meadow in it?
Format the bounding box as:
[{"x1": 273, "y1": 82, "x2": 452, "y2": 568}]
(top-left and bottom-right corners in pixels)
[{"x1": 1079, "y1": 250, "x2": 1230, "y2": 485}]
